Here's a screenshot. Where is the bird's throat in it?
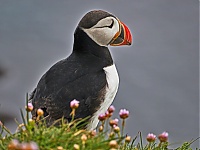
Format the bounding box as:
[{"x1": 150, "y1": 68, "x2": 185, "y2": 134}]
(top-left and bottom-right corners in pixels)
[{"x1": 73, "y1": 27, "x2": 113, "y2": 67}]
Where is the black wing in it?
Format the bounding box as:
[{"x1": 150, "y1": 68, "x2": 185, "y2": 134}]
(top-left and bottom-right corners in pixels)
[{"x1": 31, "y1": 53, "x2": 107, "y2": 124}]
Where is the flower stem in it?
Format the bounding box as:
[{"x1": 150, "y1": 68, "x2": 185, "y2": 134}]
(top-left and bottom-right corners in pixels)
[
  {"x1": 1, "y1": 124, "x2": 11, "y2": 135},
  {"x1": 121, "y1": 119, "x2": 125, "y2": 137},
  {"x1": 70, "y1": 109, "x2": 75, "y2": 121},
  {"x1": 26, "y1": 93, "x2": 29, "y2": 126}
]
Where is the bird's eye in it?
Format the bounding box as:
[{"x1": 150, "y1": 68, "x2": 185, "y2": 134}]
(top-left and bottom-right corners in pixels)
[
  {"x1": 107, "y1": 19, "x2": 114, "y2": 28},
  {"x1": 95, "y1": 19, "x2": 114, "y2": 29}
]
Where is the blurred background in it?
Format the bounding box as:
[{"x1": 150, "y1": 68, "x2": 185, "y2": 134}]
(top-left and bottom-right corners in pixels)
[{"x1": 0, "y1": 0, "x2": 198, "y2": 148}]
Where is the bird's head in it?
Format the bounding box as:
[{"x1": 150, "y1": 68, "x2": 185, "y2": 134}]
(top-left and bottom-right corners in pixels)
[{"x1": 77, "y1": 10, "x2": 132, "y2": 47}]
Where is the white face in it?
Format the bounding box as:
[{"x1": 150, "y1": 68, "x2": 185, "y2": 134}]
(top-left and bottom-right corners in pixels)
[{"x1": 82, "y1": 17, "x2": 120, "y2": 46}]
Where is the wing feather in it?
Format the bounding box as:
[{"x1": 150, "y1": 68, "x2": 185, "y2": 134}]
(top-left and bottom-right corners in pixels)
[{"x1": 31, "y1": 55, "x2": 107, "y2": 125}]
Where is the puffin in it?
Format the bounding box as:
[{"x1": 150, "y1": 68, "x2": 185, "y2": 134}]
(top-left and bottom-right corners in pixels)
[{"x1": 30, "y1": 10, "x2": 132, "y2": 130}]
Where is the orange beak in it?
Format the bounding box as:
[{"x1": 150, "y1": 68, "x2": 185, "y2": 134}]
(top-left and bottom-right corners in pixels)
[{"x1": 110, "y1": 20, "x2": 132, "y2": 46}]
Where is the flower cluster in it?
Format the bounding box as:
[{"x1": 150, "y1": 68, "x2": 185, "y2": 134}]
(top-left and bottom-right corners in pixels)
[
  {"x1": 109, "y1": 118, "x2": 119, "y2": 127},
  {"x1": 70, "y1": 99, "x2": 80, "y2": 120},
  {"x1": 70, "y1": 99, "x2": 79, "y2": 109},
  {"x1": 146, "y1": 131, "x2": 169, "y2": 143},
  {"x1": 97, "y1": 105, "x2": 131, "y2": 149},
  {"x1": 26, "y1": 103, "x2": 33, "y2": 112},
  {"x1": 1, "y1": 98, "x2": 173, "y2": 150},
  {"x1": 108, "y1": 105, "x2": 115, "y2": 113},
  {"x1": 119, "y1": 109, "x2": 129, "y2": 119},
  {"x1": 98, "y1": 114, "x2": 106, "y2": 121},
  {"x1": 24, "y1": 102, "x2": 45, "y2": 121},
  {"x1": 98, "y1": 106, "x2": 129, "y2": 123},
  {"x1": 146, "y1": 133, "x2": 156, "y2": 142},
  {"x1": 8, "y1": 139, "x2": 39, "y2": 150},
  {"x1": 158, "y1": 131, "x2": 169, "y2": 142}
]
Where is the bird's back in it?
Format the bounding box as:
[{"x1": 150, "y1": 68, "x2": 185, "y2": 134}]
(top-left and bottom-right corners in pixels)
[{"x1": 31, "y1": 53, "x2": 107, "y2": 125}]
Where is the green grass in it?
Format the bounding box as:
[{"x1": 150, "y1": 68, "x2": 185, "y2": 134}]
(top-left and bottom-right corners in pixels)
[{"x1": 0, "y1": 97, "x2": 199, "y2": 150}]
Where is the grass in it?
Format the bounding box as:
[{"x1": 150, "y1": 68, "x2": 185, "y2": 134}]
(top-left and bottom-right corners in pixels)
[{"x1": 0, "y1": 97, "x2": 199, "y2": 150}]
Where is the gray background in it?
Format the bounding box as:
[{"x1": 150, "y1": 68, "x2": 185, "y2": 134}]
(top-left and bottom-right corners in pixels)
[{"x1": 0, "y1": 0, "x2": 199, "y2": 148}]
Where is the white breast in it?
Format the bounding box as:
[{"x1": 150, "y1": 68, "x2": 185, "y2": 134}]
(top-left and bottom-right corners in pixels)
[{"x1": 86, "y1": 64, "x2": 119, "y2": 130}]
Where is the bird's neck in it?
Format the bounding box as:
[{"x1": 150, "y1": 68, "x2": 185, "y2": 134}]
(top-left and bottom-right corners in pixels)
[{"x1": 72, "y1": 27, "x2": 113, "y2": 67}]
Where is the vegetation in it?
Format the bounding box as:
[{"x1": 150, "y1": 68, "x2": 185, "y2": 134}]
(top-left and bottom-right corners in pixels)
[{"x1": 0, "y1": 97, "x2": 198, "y2": 150}]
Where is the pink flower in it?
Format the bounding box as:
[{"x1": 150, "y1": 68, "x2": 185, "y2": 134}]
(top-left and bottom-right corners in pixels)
[
  {"x1": 109, "y1": 118, "x2": 119, "y2": 127},
  {"x1": 114, "y1": 118, "x2": 119, "y2": 123},
  {"x1": 8, "y1": 139, "x2": 19, "y2": 149},
  {"x1": 70, "y1": 99, "x2": 79, "y2": 109},
  {"x1": 119, "y1": 109, "x2": 129, "y2": 119},
  {"x1": 90, "y1": 130, "x2": 97, "y2": 136},
  {"x1": 146, "y1": 133, "x2": 156, "y2": 142},
  {"x1": 158, "y1": 131, "x2": 169, "y2": 142},
  {"x1": 98, "y1": 114, "x2": 106, "y2": 121},
  {"x1": 105, "y1": 110, "x2": 112, "y2": 118},
  {"x1": 29, "y1": 141, "x2": 39, "y2": 150},
  {"x1": 20, "y1": 142, "x2": 39, "y2": 150},
  {"x1": 108, "y1": 105, "x2": 115, "y2": 113},
  {"x1": 26, "y1": 103, "x2": 33, "y2": 112}
]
